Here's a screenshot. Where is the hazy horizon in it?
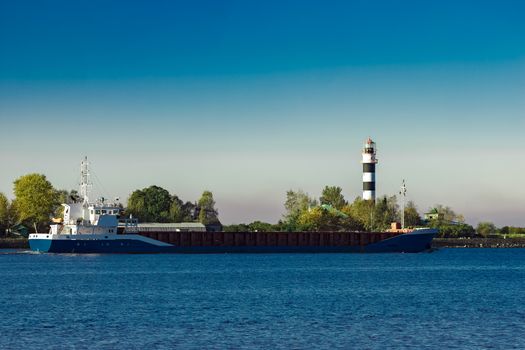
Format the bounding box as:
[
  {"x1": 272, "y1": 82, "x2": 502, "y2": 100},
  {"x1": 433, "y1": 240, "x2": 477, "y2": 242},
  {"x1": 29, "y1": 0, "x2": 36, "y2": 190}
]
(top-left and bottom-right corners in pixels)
[{"x1": 1, "y1": 1, "x2": 524, "y2": 226}]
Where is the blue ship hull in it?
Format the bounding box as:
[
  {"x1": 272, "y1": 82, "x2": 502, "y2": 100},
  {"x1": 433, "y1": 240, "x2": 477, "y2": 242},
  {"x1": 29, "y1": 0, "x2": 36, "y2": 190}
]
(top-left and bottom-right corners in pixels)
[{"x1": 29, "y1": 230, "x2": 437, "y2": 254}]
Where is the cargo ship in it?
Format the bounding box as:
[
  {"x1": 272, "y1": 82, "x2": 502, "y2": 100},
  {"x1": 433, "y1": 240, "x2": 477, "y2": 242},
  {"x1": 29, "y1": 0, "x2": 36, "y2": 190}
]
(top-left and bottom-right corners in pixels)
[{"x1": 28, "y1": 157, "x2": 437, "y2": 254}]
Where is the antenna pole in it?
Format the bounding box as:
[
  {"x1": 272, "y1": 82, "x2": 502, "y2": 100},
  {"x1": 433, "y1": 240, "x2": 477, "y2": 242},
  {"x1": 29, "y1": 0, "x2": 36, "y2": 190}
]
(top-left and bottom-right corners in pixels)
[{"x1": 399, "y1": 179, "x2": 407, "y2": 229}]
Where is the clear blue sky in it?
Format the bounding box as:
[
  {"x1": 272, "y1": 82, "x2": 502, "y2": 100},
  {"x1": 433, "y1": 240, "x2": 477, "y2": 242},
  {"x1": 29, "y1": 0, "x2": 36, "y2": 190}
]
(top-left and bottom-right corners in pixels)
[{"x1": 1, "y1": 0, "x2": 524, "y2": 225}]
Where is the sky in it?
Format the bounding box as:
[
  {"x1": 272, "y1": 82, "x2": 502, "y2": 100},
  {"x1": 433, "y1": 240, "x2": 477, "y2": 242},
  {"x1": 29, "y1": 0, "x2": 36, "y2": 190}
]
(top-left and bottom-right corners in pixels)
[{"x1": 0, "y1": 0, "x2": 524, "y2": 226}]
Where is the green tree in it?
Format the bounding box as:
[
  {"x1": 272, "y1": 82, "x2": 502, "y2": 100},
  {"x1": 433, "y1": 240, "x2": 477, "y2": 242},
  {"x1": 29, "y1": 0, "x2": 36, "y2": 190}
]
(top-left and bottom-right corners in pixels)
[
  {"x1": 297, "y1": 207, "x2": 326, "y2": 231},
  {"x1": 370, "y1": 196, "x2": 399, "y2": 231},
  {"x1": 56, "y1": 189, "x2": 80, "y2": 204},
  {"x1": 127, "y1": 185, "x2": 172, "y2": 222},
  {"x1": 0, "y1": 193, "x2": 9, "y2": 236},
  {"x1": 223, "y1": 223, "x2": 250, "y2": 232},
  {"x1": 181, "y1": 201, "x2": 197, "y2": 222},
  {"x1": 404, "y1": 201, "x2": 421, "y2": 227},
  {"x1": 476, "y1": 222, "x2": 497, "y2": 237},
  {"x1": 346, "y1": 197, "x2": 375, "y2": 231},
  {"x1": 13, "y1": 173, "x2": 60, "y2": 232},
  {"x1": 248, "y1": 221, "x2": 274, "y2": 232},
  {"x1": 339, "y1": 205, "x2": 366, "y2": 231},
  {"x1": 319, "y1": 186, "x2": 347, "y2": 210},
  {"x1": 510, "y1": 227, "x2": 525, "y2": 234},
  {"x1": 433, "y1": 223, "x2": 475, "y2": 238},
  {"x1": 7, "y1": 200, "x2": 19, "y2": 230},
  {"x1": 198, "y1": 191, "x2": 219, "y2": 225},
  {"x1": 169, "y1": 196, "x2": 184, "y2": 222},
  {"x1": 283, "y1": 189, "x2": 317, "y2": 231},
  {"x1": 54, "y1": 189, "x2": 81, "y2": 217}
]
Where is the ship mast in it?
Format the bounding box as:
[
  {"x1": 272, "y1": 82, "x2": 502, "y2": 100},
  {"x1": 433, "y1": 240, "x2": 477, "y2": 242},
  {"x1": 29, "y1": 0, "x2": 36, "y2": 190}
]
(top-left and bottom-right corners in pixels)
[
  {"x1": 399, "y1": 179, "x2": 407, "y2": 229},
  {"x1": 80, "y1": 156, "x2": 92, "y2": 205}
]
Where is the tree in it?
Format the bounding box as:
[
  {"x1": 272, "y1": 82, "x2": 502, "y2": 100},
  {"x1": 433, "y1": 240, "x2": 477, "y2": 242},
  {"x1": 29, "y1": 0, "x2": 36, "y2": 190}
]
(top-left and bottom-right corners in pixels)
[
  {"x1": 54, "y1": 189, "x2": 81, "y2": 217},
  {"x1": 127, "y1": 185, "x2": 172, "y2": 222},
  {"x1": 181, "y1": 201, "x2": 197, "y2": 222},
  {"x1": 248, "y1": 221, "x2": 274, "y2": 232},
  {"x1": 404, "y1": 201, "x2": 421, "y2": 227},
  {"x1": 319, "y1": 186, "x2": 347, "y2": 210},
  {"x1": 223, "y1": 223, "x2": 250, "y2": 232},
  {"x1": 476, "y1": 222, "x2": 497, "y2": 237},
  {"x1": 56, "y1": 189, "x2": 80, "y2": 204},
  {"x1": 298, "y1": 207, "x2": 326, "y2": 231},
  {"x1": 198, "y1": 191, "x2": 219, "y2": 225},
  {"x1": 7, "y1": 200, "x2": 19, "y2": 229},
  {"x1": 432, "y1": 223, "x2": 475, "y2": 238},
  {"x1": 346, "y1": 197, "x2": 375, "y2": 231},
  {"x1": 13, "y1": 173, "x2": 60, "y2": 232},
  {"x1": 297, "y1": 206, "x2": 347, "y2": 231},
  {"x1": 169, "y1": 195, "x2": 184, "y2": 222},
  {"x1": 0, "y1": 193, "x2": 9, "y2": 236},
  {"x1": 283, "y1": 190, "x2": 317, "y2": 231},
  {"x1": 339, "y1": 205, "x2": 366, "y2": 231},
  {"x1": 369, "y1": 196, "x2": 399, "y2": 231}
]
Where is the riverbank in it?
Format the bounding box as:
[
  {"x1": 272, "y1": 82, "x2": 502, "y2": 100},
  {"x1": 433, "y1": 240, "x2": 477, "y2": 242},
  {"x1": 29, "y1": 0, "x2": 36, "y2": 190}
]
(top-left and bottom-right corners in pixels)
[
  {"x1": 432, "y1": 237, "x2": 525, "y2": 248},
  {"x1": 0, "y1": 238, "x2": 29, "y2": 249}
]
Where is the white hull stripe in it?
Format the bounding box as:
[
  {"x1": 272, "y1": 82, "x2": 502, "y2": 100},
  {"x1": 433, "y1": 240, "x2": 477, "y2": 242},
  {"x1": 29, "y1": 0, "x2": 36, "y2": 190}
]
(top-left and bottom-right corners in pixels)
[{"x1": 29, "y1": 233, "x2": 173, "y2": 247}]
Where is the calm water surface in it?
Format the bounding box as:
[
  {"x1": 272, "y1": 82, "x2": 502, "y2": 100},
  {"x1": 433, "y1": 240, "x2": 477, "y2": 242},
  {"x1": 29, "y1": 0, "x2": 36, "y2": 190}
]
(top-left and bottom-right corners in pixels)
[{"x1": 1, "y1": 249, "x2": 524, "y2": 349}]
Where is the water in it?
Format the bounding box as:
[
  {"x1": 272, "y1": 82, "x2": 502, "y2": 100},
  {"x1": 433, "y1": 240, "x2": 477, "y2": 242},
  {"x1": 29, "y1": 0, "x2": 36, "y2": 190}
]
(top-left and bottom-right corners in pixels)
[{"x1": 1, "y1": 249, "x2": 524, "y2": 349}]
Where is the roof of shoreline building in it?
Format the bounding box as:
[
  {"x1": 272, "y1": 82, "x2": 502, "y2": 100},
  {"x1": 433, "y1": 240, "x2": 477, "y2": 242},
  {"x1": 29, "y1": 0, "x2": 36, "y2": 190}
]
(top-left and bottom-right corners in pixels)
[
  {"x1": 137, "y1": 222, "x2": 207, "y2": 232},
  {"x1": 138, "y1": 223, "x2": 205, "y2": 228}
]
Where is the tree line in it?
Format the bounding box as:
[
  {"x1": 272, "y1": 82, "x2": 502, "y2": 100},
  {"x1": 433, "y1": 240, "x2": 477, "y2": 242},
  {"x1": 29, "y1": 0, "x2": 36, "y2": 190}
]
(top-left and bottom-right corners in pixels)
[
  {"x1": 224, "y1": 186, "x2": 520, "y2": 238},
  {"x1": 126, "y1": 185, "x2": 220, "y2": 225},
  {"x1": 0, "y1": 173, "x2": 220, "y2": 235},
  {"x1": 0, "y1": 174, "x2": 521, "y2": 238}
]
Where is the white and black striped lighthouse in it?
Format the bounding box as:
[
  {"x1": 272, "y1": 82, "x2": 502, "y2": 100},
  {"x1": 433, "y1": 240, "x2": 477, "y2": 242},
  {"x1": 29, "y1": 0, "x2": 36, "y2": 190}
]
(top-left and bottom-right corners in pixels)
[{"x1": 361, "y1": 137, "x2": 378, "y2": 201}]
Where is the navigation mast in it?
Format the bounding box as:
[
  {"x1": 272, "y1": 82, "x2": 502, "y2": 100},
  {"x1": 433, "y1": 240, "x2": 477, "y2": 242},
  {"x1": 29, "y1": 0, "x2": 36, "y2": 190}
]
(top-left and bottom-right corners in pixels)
[
  {"x1": 399, "y1": 179, "x2": 407, "y2": 228},
  {"x1": 80, "y1": 156, "x2": 92, "y2": 205}
]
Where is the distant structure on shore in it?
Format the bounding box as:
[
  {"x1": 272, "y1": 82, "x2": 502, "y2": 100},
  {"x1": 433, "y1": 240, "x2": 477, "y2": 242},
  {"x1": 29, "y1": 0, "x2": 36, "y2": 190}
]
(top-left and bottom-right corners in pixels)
[{"x1": 362, "y1": 137, "x2": 378, "y2": 201}]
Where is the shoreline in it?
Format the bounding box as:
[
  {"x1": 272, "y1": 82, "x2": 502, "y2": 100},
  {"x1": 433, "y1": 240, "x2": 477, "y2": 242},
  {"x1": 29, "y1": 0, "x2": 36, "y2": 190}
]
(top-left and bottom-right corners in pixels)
[
  {"x1": 2, "y1": 237, "x2": 525, "y2": 250},
  {"x1": 0, "y1": 238, "x2": 29, "y2": 249},
  {"x1": 432, "y1": 237, "x2": 525, "y2": 248}
]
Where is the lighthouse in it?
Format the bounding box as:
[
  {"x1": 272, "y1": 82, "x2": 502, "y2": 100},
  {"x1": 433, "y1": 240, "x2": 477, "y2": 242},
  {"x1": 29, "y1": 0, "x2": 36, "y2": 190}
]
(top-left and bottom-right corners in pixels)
[{"x1": 362, "y1": 137, "x2": 378, "y2": 201}]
